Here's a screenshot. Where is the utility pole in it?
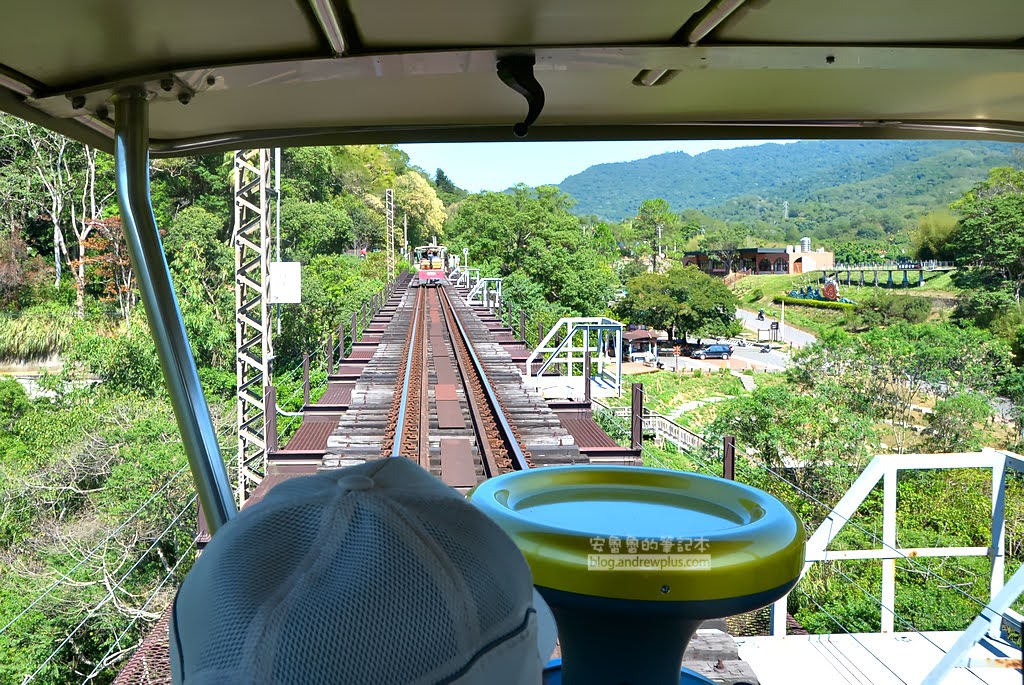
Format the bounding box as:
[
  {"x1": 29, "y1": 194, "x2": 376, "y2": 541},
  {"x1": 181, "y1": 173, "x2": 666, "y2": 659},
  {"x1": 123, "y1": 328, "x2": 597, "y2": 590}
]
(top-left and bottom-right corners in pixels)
[
  {"x1": 385, "y1": 189, "x2": 395, "y2": 283},
  {"x1": 403, "y1": 214, "x2": 408, "y2": 261},
  {"x1": 780, "y1": 300, "x2": 786, "y2": 345},
  {"x1": 657, "y1": 224, "x2": 663, "y2": 272}
]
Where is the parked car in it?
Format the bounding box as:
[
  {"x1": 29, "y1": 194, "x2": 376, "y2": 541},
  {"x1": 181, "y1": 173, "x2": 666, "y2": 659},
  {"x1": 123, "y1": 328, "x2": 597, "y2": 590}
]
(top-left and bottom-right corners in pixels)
[{"x1": 690, "y1": 344, "x2": 733, "y2": 360}]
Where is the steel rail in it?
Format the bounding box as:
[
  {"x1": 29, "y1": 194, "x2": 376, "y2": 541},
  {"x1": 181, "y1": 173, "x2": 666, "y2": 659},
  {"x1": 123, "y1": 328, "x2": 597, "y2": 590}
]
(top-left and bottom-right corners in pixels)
[
  {"x1": 437, "y1": 287, "x2": 502, "y2": 478},
  {"x1": 416, "y1": 291, "x2": 432, "y2": 466},
  {"x1": 391, "y1": 287, "x2": 424, "y2": 458},
  {"x1": 439, "y1": 286, "x2": 530, "y2": 472}
]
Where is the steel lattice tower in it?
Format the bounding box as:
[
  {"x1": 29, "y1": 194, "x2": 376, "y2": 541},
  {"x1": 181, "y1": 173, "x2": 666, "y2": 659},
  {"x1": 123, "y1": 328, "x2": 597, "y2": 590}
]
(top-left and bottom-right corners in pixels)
[
  {"x1": 233, "y1": 149, "x2": 273, "y2": 504},
  {"x1": 385, "y1": 188, "x2": 396, "y2": 282}
]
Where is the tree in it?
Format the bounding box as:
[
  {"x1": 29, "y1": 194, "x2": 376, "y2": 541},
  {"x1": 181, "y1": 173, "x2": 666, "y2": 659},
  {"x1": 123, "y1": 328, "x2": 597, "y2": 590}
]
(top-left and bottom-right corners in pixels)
[
  {"x1": 282, "y1": 147, "x2": 342, "y2": 203},
  {"x1": 925, "y1": 392, "x2": 992, "y2": 452},
  {"x1": 950, "y1": 167, "x2": 1024, "y2": 302},
  {"x1": 708, "y1": 384, "x2": 876, "y2": 496},
  {"x1": 615, "y1": 265, "x2": 738, "y2": 339},
  {"x1": 632, "y1": 199, "x2": 675, "y2": 272},
  {"x1": 433, "y1": 168, "x2": 470, "y2": 207},
  {"x1": 444, "y1": 185, "x2": 612, "y2": 315},
  {"x1": 149, "y1": 153, "x2": 230, "y2": 227},
  {"x1": 445, "y1": 185, "x2": 572, "y2": 276},
  {"x1": 279, "y1": 199, "x2": 353, "y2": 263},
  {"x1": 435, "y1": 168, "x2": 457, "y2": 195},
  {"x1": 0, "y1": 115, "x2": 115, "y2": 317},
  {"x1": 275, "y1": 254, "x2": 383, "y2": 360},
  {"x1": 163, "y1": 207, "x2": 234, "y2": 369},
  {"x1": 0, "y1": 232, "x2": 46, "y2": 307},
  {"x1": 0, "y1": 113, "x2": 72, "y2": 287},
  {"x1": 791, "y1": 324, "x2": 1012, "y2": 453},
  {"x1": 699, "y1": 223, "x2": 750, "y2": 274},
  {"x1": 74, "y1": 217, "x2": 136, "y2": 325},
  {"x1": 912, "y1": 211, "x2": 958, "y2": 261},
  {"x1": 396, "y1": 171, "x2": 446, "y2": 248}
]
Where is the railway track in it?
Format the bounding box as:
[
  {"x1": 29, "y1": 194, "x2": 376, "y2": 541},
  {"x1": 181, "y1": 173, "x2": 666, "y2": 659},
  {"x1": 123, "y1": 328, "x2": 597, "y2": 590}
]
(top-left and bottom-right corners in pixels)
[
  {"x1": 386, "y1": 284, "x2": 530, "y2": 486},
  {"x1": 324, "y1": 282, "x2": 581, "y2": 482}
]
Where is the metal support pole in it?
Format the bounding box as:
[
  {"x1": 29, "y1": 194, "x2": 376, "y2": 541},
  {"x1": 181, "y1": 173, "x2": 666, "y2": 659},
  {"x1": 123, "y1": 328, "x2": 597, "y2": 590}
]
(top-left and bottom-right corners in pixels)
[
  {"x1": 351, "y1": 311, "x2": 358, "y2": 345},
  {"x1": 274, "y1": 147, "x2": 282, "y2": 335},
  {"x1": 723, "y1": 436, "x2": 735, "y2": 480},
  {"x1": 264, "y1": 386, "x2": 278, "y2": 454},
  {"x1": 881, "y1": 468, "x2": 897, "y2": 633},
  {"x1": 989, "y1": 458, "x2": 1007, "y2": 637},
  {"x1": 520, "y1": 310, "x2": 527, "y2": 342},
  {"x1": 327, "y1": 331, "x2": 335, "y2": 375},
  {"x1": 584, "y1": 350, "x2": 592, "y2": 403},
  {"x1": 539, "y1": 322, "x2": 545, "y2": 348},
  {"x1": 630, "y1": 383, "x2": 643, "y2": 451},
  {"x1": 113, "y1": 90, "x2": 235, "y2": 533},
  {"x1": 303, "y1": 353, "x2": 310, "y2": 406}
]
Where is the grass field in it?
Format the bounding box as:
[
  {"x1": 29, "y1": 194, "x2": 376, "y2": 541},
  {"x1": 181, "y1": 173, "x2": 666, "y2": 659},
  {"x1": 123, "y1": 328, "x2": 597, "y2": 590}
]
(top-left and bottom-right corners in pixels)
[
  {"x1": 730, "y1": 270, "x2": 960, "y2": 336},
  {"x1": 605, "y1": 370, "x2": 747, "y2": 414}
]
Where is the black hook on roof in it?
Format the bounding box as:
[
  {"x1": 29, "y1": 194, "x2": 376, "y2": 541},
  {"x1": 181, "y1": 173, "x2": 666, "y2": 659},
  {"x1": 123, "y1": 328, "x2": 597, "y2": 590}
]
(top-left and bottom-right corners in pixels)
[{"x1": 496, "y1": 55, "x2": 545, "y2": 138}]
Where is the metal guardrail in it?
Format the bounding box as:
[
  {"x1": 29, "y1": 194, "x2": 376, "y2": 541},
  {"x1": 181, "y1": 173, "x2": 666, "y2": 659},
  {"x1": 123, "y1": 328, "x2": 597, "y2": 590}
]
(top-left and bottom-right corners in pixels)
[
  {"x1": 829, "y1": 260, "x2": 955, "y2": 271},
  {"x1": 757, "y1": 448, "x2": 1024, "y2": 683},
  {"x1": 598, "y1": 395, "x2": 1024, "y2": 682},
  {"x1": 592, "y1": 399, "x2": 706, "y2": 452}
]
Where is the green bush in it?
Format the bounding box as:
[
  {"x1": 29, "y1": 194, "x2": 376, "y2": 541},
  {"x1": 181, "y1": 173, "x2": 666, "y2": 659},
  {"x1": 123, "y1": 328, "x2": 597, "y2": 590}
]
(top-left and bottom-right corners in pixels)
[
  {"x1": 66, "y1": 328, "x2": 163, "y2": 396},
  {"x1": 748, "y1": 288, "x2": 764, "y2": 302},
  {"x1": 854, "y1": 293, "x2": 932, "y2": 327},
  {"x1": 0, "y1": 307, "x2": 76, "y2": 360},
  {"x1": 0, "y1": 378, "x2": 30, "y2": 430},
  {"x1": 773, "y1": 295, "x2": 856, "y2": 310}
]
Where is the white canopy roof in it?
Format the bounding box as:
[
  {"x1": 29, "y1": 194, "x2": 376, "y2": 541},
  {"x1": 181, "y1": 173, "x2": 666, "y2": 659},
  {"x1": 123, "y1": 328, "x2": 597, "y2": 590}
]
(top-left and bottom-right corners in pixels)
[{"x1": 1, "y1": 1, "x2": 1023, "y2": 155}]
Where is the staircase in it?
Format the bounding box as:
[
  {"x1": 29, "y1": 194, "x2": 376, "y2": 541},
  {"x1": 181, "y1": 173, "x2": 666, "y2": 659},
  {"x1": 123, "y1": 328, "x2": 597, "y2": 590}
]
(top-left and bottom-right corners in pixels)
[{"x1": 732, "y1": 371, "x2": 757, "y2": 392}]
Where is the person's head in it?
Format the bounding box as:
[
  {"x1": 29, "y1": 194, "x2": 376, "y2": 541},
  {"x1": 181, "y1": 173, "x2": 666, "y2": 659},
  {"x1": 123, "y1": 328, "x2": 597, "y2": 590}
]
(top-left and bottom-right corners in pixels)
[{"x1": 170, "y1": 458, "x2": 555, "y2": 684}]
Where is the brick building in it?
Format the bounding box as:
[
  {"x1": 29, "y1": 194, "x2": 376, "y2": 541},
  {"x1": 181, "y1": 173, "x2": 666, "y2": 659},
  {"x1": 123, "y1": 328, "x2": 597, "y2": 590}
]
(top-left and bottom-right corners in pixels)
[{"x1": 682, "y1": 238, "x2": 834, "y2": 276}]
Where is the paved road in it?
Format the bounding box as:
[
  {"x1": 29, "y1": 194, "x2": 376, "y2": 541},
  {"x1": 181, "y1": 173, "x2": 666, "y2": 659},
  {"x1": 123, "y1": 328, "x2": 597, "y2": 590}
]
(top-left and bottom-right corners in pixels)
[
  {"x1": 736, "y1": 309, "x2": 817, "y2": 348},
  {"x1": 656, "y1": 345, "x2": 789, "y2": 372},
  {"x1": 731, "y1": 345, "x2": 790, "y2": 370}
]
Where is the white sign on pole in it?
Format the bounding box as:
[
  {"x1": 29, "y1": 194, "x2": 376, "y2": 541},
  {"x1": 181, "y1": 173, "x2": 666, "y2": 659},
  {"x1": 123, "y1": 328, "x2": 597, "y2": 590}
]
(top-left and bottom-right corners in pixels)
[{"x1": 269, "y1": 262, "x2": 301, "y2": 303}]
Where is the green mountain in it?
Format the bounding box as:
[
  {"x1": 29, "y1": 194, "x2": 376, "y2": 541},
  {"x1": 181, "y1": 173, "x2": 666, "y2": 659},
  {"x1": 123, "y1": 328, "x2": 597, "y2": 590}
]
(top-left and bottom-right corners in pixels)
[{"x1": 558, "y1": 140, "x2": 1023, "y2": 224}]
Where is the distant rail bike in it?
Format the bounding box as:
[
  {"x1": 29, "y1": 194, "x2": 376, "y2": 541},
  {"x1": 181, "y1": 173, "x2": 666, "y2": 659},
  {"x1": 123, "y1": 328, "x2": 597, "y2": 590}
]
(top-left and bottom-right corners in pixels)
[{"x1": 413, "y1": 244, "x2": 448, "y2": 287}]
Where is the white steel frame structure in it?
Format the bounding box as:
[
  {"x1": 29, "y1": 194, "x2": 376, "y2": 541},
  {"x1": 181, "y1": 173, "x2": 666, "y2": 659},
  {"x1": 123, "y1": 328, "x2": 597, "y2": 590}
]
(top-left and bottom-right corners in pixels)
[
  {"x1": 448, "y1": 266, "x2": 480, "y2": 289},
  {"x1": 466, "y1": 277, "x2": 502, "y2": 308},
  {"x1": 233, "y1": 149, "x2": 273, "y2": 505},
  {"x1": 762, "y1": 448, "x2": 1024, "y2": 682},
  {"x1": 526, "y1": 317, "x2": 624, "y2": 397}
]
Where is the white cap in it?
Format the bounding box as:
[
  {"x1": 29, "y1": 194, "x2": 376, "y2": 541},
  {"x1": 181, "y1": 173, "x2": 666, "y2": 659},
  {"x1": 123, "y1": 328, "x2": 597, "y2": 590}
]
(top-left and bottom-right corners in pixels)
[{"x1": 169, "y1": 457, "x2": 556, "y2": 684}]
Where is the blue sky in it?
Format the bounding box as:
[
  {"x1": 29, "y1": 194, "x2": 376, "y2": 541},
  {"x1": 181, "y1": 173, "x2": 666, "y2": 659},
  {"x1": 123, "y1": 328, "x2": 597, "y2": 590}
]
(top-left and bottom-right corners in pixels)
[{"x1": 397, "y1": 140, "x2": 795, "y2": 192}]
